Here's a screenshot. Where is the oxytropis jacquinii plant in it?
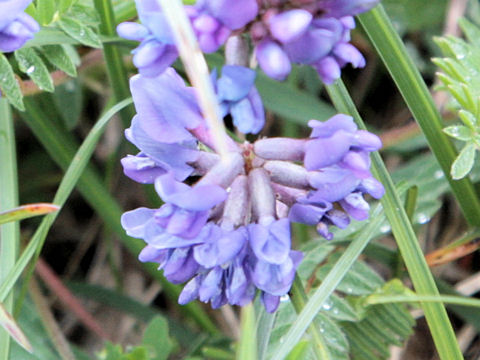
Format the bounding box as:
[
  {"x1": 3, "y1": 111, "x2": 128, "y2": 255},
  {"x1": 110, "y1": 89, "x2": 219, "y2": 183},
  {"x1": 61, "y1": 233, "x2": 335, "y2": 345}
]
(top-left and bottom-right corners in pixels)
[{"x1": 119, "y1": 0, "x2": 383, "y2": 313}]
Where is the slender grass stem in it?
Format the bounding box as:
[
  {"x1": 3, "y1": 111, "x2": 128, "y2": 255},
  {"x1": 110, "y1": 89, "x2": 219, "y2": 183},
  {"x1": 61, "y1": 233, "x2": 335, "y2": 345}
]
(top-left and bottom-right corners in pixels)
[
  {"x1": 159, "y1": 0, "x2": 231, "y2": 159},
  {"x1": 290, "y1": 277, "x2": 331, "y2": 360},
  {"x1": 0, "y1": 99, "x2": 19, "y2": 360}
]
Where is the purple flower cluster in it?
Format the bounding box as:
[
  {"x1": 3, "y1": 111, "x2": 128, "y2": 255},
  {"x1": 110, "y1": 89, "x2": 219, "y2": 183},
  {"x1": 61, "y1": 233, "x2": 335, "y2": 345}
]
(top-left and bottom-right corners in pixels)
[
  {"x1": 118, "y1": 0, "x2": 378, "y2": 84},
  {"x1": 251, "y1": 0, "x2": 378, "y2": 83},
  {"x1": 119, "y1": 0, "x2": 383, "y2": 313},
  {"x1": 0, "y1": 0, "x2": 39, "y2": 53},
  {"x1": 117, "y1": 0, "x2": 258, "y2": 76},
  {"x1": 255, "y1": 114, "x2": 384, "y2": 240},
  {"x1": 120, "y1": 65, "x2": 383, "y2": 311}
]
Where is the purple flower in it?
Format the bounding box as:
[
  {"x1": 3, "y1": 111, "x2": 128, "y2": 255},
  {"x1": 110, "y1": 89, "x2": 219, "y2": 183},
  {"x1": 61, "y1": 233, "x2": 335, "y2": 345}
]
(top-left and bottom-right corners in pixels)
[
  {"x1": 117, "y1": 0, "x2": 178, "y2": 76},
  {"x1": 251, "y1": 2, "x2": 377, "y2": 83},
  {"x1": 193, "y1": 224, "x2": 248, "y2": 268},
  {"x1": 122, "y1": 115, "x2": 199, "y2": 182},
  {"x1": 304, "y1": 114, "x2": 382, "y2": 170},
  {"x1": 215, "y1": 65, "x2": 265, "y2": 134},
  {"x1": 195, "y1": 0, "x2": 258, "y2": 30},
  {"x1": 130, "y1": 69, "x2": 205, "y2": 144},
  {"x1": 252, "y1": 250, "x2": 303, "y2": 297},
  {"x1": 122, "y1": 172, "x2": 227, "y2": 247},
  {"x1": 0, "y1": 0, "x2": 39, "y2": 53}
]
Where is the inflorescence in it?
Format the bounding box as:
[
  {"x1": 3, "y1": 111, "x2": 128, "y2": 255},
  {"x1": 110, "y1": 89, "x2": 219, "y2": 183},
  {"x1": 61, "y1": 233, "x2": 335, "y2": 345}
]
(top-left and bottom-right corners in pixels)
[{"x1": 119, "y1": 0, "x2": 382, "y2": 312}]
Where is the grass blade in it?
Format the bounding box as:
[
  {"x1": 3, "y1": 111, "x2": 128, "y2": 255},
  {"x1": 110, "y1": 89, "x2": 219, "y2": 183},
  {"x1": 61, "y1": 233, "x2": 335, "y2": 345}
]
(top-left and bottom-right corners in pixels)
[{"x1": 0, "y1": 99, "x2": 20, "y2": 360}]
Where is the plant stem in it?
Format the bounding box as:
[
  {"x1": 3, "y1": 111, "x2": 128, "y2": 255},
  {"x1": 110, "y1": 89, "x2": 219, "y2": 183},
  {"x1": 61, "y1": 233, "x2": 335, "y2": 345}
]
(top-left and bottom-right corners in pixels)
[
  {"x1": 0, "y1": 99, "x2": 19, "y2": 360},
  {"x1": 290, "y1": 277, "x2": 331, "y2": 360},
  {"x1": 93, "y1": 0, "x2": 135, "y2": 127},
  {"x1": 236, "y1": 303, "x2": 257, "y2": 360},
  {"x1": 159, "y1": 0, "x2": 231, "y2": 159}
]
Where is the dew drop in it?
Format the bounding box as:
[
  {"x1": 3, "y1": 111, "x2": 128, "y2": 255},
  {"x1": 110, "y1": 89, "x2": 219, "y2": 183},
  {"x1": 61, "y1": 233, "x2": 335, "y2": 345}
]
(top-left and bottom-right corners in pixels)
[
  {"x1": 26, "y1": 66, "x2": 35, "y2": 74},
  {"x1": 380, "y1": 224, "x2": 391, "y2": 233},
  {"x1": 280, "y1": 294, "x2": 290, "y2": 302},
  {"x1": 79, "y1": 29, "x2": 85, "y2": 37},
  {"x1": 322, "y1": 302, "x2": 332, "y2": 311},
  {"x1": 457, "y1": 54, "x2": 466, "y2": 60},
  {"x1": 434, "y1": 170, "x2": 444, "y2": 179},
  {"x1": 416, "y1": 213, "x2": 430, "y2": 224},
  {"x1": 332, "y1": 308, "x2": 339, "y2": 315},
  {"x1": 345, "y1": 287, "x2": 353, "y2": 294}
]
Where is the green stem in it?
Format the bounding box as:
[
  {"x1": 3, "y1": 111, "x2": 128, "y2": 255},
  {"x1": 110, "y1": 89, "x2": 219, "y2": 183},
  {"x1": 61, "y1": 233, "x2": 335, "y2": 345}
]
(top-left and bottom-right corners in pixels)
[
  {"x1": 395, "y1": 186, "x2": 418, "y2": 277},
  {"x1": 290, "y1": 277, "x2": 331, "y2": 360},
  {"x1": 0, "y1": 99, "x2": 19, "y2": 360},
  {"x1": 159, "y1": 0, "x2": 232, "y2": 158},
  {"x1": 93, "y1": 0, "x2": 135, "y2": 126},
  {"x1": 326, "y1": 80, "x2": 463, "y2": 360},
  {"x1": 358, "y1": 5, "x2": 480, "y2": 227},
  {"x1": 366, "y1": 294, "x2": 480, "y2": 308},
  {"x1": 236, "y1": 303, "x2": 257, "y2": 360}
]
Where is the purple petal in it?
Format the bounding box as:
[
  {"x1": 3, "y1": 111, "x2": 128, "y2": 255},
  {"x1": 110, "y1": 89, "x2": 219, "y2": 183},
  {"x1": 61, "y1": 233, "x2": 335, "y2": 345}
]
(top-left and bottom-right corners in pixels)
[
  {"x1": 199, "y1": 267, "x2": 224, "y2": 301},
  {"x1": 217, "y1": 65, "x2": 256, "y2": 101},
  {"x1": 315, "y1": 56, "x2": 341, "y2": 84},
  {"x1": 121, "y1": 208, "x2": 156, "y2": 238},
  {"x1": 268, "y1": 10, "x2": 312, "y2": 43},
  {"x1": 130, "y1": 69, "x2": 203, "y2": 143},
  {"x1": 256, "y1": 39, "x2": 291, "y2": 81},
  {"x1": 304, "y1": 131, "x2": 353, "y2": 170},
  {"x1": 117, "y1": 22, "x2": 149, "y2": 41},
  {"x1": 340, "y1": 192, "x2": 370, "y2": 220},
  {"x1": 198, "y1": 0, "x2": 258, "y2": 30},
  {"x1": 308, "y1": 114, "x2": 357, "y2": 138},
  {"x1": 262, "y1": 292, "x2": 280, "y2": 313},
  {"x1": 249, "y1": 219, "x2": 291, "y2": 264},
  {"x1": 121, "y1": 154, "x2": 167, "y2": 184}
]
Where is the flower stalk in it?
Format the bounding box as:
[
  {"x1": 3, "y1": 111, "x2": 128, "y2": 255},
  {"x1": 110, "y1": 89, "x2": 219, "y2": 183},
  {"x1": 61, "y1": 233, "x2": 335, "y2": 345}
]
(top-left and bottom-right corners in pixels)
[{"x1": 159, "y1": 0, "x2": 231, "y2": 159}]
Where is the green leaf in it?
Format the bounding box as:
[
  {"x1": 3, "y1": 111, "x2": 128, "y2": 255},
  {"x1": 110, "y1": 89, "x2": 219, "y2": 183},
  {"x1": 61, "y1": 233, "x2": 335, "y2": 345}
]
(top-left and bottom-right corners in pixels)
[
  {"x1": 443, "y1": 125, "x2": 472, "y2": 141},
  {"x1": 316, "y1": 254, "x2": 384, "y2": 296},
  {"x1": 256, "y1": 74, "x2": 335, "y2": 124},
  {"x1": 36, "y1": 0, "x2": 56, "y2": 25},
  {"x1": 0, "y1": 203, "x2": 59, "y2": 225},
  {"x1": 53, "y1": 79, "x2": 83, "y2": 130},
  {"x1": 451, "y1": 142, "x2": 476, "y2": 179},
  {"x1": 142, "y1": 317, "x2": 173, "y2": 360},
  {"x1": 59, "y1": 17, "x2": 102, "y2": 48},
  {"x1": 459, "y1": 18, "x2": 480, "y2": 47},
  {"x1": 0, "y1": 54, "x2": 24, "y2": 111},
  {"x1": 459, "y1": 109, "x2": 478, "y2": 129},
  {"x1": 14, "y1": 48, "x2": 54, "y2": 92},
  {"x1": 41, "y1": 44, "x2": 77, "y2": 77}
]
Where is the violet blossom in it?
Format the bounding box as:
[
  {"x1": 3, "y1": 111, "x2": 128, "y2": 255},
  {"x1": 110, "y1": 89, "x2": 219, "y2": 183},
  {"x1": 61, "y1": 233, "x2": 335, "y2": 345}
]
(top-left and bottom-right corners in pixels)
[
  {"x1": 0, "y1": 0, "x2": 39, "y2": 53},
  {"x1": 120, "y1": 1, "x2": 383, "y2": 313}
]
